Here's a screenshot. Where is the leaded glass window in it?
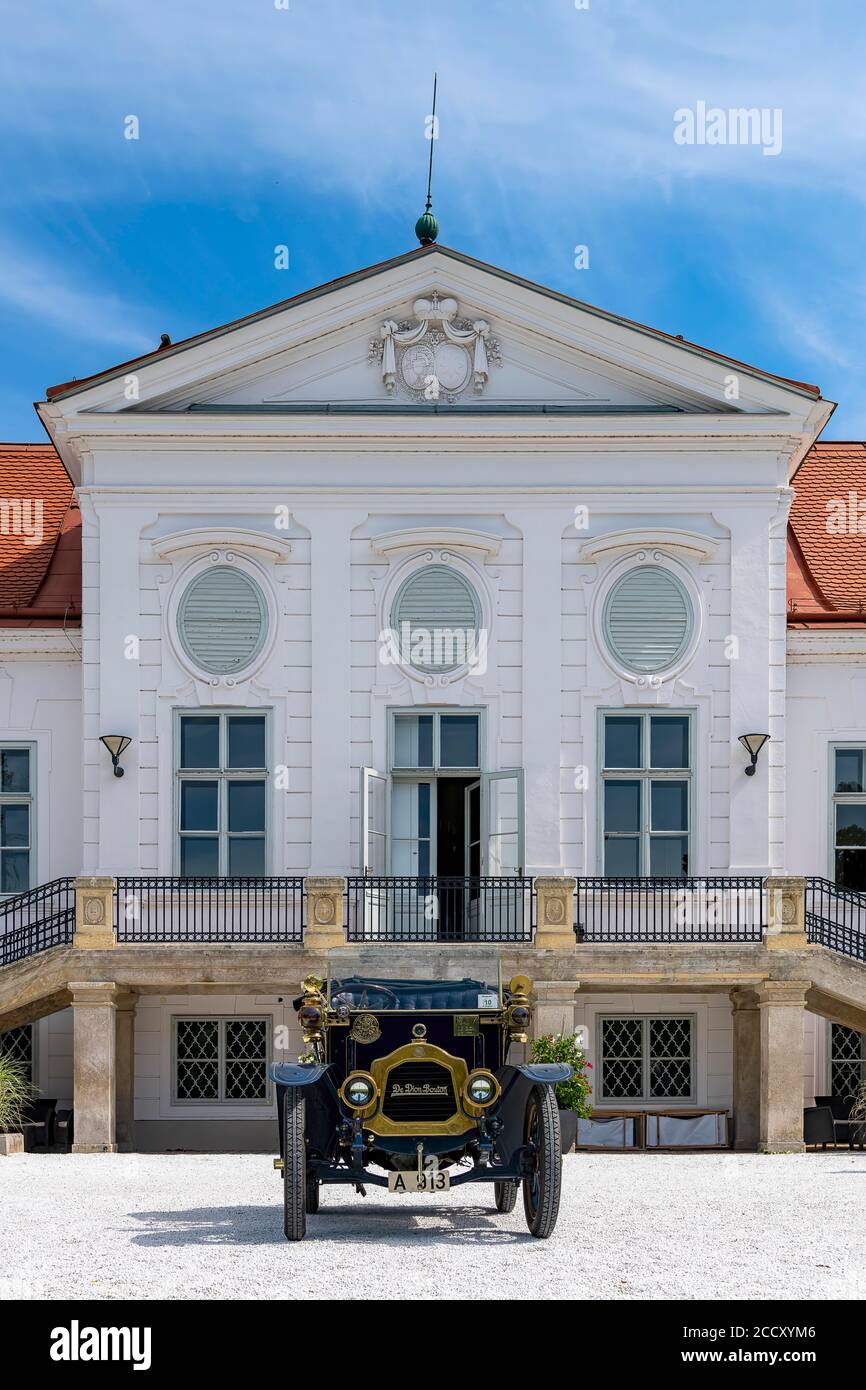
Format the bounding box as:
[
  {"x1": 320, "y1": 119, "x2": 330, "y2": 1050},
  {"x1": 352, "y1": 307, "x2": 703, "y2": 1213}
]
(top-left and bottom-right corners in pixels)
[
  {"x1": 0, "y1": 1024, "x2": 33, "y2": 1086},
  {"x1": 830, "y1": 1023, "x2": 866, "y2": 1104},
  {"x1": 173, "y1": 1017, "x2": 269, "y2": 1104},
  {"x1": 599, "y1": 1015, "x2": 695, "y2": 1102}
]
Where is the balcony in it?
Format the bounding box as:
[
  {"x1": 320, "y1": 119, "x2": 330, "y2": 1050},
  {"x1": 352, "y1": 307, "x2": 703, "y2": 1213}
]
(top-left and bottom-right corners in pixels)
[
  {"x1": 344, "y1": 875, "x2": 534, "y2": 943},
  {"x1": 0, "y1": 873, "x2": 865, "y2": 966},
  {"x1": 114, "y1": 876, "x2": 305, "y2": 944},
  {"x1": 574, "y1": 876, "x2": 766, "y2": 943}
]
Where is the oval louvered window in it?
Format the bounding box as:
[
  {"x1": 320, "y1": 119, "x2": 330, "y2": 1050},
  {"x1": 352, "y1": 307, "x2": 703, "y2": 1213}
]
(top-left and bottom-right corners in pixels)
[
  {"x1": 177, "y1": 567, "x2": 268, "y2": 675},
  {"x1": 603, "y1": 565, "x2": 692, "y2": 674},
  {"x1": 392, "y1": 565, "x2": 481, "y2": 673}
]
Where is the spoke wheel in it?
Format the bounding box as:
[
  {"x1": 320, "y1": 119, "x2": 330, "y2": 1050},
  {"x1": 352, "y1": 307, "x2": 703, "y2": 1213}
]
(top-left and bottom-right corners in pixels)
[
  {"x1": 283, "y1": 1087, "x2": 307, "y2": 1241},
  {"x1": 494, "y1": 1180, "x2": 518, "y2": 1213},
  {"x1": 522, "y1": 1086, "x2": 563, "y2": 1239}
]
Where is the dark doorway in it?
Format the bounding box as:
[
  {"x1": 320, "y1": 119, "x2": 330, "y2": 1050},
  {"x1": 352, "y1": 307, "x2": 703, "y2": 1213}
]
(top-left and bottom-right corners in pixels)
[{"x1": 436, "y1": 776, "x2": 474, "y2": 938}]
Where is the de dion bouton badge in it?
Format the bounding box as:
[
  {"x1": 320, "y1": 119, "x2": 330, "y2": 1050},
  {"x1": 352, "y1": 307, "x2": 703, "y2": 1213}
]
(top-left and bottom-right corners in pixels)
[{"x1": 350, "y1": 1013, "x2": 382, "y2": 1045}]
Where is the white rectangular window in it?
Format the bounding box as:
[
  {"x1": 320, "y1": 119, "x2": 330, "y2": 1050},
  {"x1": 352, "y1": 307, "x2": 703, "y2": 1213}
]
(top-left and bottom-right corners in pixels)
[
  {"x1": 172, "y1": 1016, "x2": 270, "y2": 1104},
  {"x1": 831, "y1": 746, "x2": 866, "y2": 891},
  {"x1": 0, "y1": 745, "x2": 33, "y2": 894},
  {"x1": 176, "y1": 713, "x2": 267, "y2": 876},
  {"x1": 601, "y1": 713, "x2": 691, "y2": 876},
  {"x1": 598, "y1": 1015, "x2": 695, "y2": 1102}
]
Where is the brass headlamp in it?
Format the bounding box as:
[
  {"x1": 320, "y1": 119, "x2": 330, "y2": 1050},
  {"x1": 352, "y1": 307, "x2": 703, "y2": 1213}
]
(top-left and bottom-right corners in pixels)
[{"x1": 299, "y1": 975, "x2": 326, "y2": 1045}]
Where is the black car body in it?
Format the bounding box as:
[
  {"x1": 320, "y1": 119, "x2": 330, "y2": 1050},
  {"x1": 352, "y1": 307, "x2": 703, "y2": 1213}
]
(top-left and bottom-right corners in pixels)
[{"x1": 269, "y1": 972, "x2": 572, "y2": 1240}]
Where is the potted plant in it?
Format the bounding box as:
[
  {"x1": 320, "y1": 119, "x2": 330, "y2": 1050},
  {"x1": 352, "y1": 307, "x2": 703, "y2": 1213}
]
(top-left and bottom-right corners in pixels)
[
  {"x1": 529, "y1": 1031, "x2": 592, "y2": 1153},
  {"x1": 0, "y1": 1052, "x2": 31, "y2": 1156}
]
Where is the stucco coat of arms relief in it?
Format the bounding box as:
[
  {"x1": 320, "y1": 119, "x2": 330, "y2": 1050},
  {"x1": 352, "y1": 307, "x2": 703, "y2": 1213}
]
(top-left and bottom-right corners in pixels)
[{"x1": 368, "y1": 293, "x2": 501, "y2": 401}]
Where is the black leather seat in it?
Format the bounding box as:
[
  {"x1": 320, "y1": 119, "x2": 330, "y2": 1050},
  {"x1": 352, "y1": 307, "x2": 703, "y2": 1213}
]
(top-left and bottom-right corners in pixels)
[{"x1": 330, "y1": 976, "x2": 498, "y2": 1010}]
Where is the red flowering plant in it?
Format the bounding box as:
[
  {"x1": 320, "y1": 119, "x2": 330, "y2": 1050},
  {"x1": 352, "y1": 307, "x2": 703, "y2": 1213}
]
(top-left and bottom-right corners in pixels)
[{"x1": 529, "y1": 1031, "x2": 592, "y2": 1116}]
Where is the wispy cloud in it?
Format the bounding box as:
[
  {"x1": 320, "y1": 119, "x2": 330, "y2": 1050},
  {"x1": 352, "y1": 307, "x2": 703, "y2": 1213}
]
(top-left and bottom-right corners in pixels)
[{"x1": 0, "y1": 241, "x2": 155, "y2": 351}]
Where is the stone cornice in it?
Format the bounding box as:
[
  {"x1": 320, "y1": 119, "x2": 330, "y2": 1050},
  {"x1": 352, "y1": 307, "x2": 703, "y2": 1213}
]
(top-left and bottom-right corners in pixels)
[{"x1": 0, "y1": 628, "x2": 82, "y2": 659}]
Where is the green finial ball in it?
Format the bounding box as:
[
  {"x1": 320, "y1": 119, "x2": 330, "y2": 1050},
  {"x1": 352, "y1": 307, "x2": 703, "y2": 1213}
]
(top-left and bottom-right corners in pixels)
[{"x1": 415, "y1": 208, "x2": 439, "y2": 245}]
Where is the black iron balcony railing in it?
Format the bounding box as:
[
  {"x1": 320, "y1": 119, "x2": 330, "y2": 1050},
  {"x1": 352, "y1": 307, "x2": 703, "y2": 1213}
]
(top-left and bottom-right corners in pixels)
[
  {"x1": 0, "y1": 877, "x2": 75, "y2": 966},
  {"x1": 345, "y1": 875, "x2": 535, "y2": 943},
  {"x1": 115, "y1": 876, "x2": 305, "y2": 943},
  {"x1": 806, "y1": 877, "x2": 866, "y2": 963},
  {"x1": 574, "y1": 876, "x2": 766, "y2": 942},
  {"x1": 2, "y1": 871, "x2": 866, "y2": 967}
]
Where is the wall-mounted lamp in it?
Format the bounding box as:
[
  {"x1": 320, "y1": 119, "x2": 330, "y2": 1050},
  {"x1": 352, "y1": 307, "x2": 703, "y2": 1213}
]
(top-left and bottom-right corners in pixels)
[
  {"x1": 100, "y1": 734, "x2": 132, "y2": 778},
  {"x1": 738, "y1": 733, "x2": 770, "y2": 777}
]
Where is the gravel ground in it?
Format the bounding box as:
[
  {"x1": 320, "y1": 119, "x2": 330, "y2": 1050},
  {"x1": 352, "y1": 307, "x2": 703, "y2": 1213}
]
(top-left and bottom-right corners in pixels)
[{"x1": 2, "y1": 1151, "x2": 865, "y2": 1300}]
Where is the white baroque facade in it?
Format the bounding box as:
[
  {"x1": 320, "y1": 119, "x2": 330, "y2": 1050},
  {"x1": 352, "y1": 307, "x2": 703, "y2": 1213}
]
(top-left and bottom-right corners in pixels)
[{"x1": 1, "y1": 243, "x2": 865, "y2": 1152}]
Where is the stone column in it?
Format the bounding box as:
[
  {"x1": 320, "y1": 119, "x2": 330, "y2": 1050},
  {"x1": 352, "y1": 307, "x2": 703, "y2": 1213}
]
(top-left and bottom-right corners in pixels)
[
  {"x1": 70, "y1": 981, "x2": 120, "y2": 1153},
  {"x1": 765, "y1": 876, "x2": 808, "y2": 950},
  {"x1": 532, "y1": 981, "x2": 578, "y2": 1039},
  {"x1": 535, "y1": 876, "x2": 577, "y2": 950},
  {"x1": 305, "y1": 876, "x2": 346, "y2": 951},
  {"x1": 730, "y1": 988, "x2": 761, "y2": 1150},
  {"x1": 757, "y1": 980, "x2": 808, "y2": 1153},
  {"x1": 115, "y1": 992, "x2": 137, "y2": 1150}
]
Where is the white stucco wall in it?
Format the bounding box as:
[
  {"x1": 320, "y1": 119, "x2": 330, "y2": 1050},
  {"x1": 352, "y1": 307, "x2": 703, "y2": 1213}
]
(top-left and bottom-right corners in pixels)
[{"x1": 786, "y1": 634, "x2": 866, "y2": 875}]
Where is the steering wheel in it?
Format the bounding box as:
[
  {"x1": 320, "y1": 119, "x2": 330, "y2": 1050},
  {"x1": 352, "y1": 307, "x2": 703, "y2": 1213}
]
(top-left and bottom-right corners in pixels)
[{"x1": 331, "y1": 984, "x2": 400, "y2": 1010}]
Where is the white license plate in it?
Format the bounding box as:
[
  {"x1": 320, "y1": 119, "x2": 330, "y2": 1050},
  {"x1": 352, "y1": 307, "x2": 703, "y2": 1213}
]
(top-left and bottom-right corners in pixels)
[{"x1": 387, "y1": 1170, "x2": 451, "y2": 1193}]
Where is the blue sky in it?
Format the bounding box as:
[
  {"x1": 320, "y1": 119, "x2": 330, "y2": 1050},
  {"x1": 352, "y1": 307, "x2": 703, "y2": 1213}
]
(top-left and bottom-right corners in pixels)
[{"x1": 0, "y1": 0, "x2": 864, "y2": 438}]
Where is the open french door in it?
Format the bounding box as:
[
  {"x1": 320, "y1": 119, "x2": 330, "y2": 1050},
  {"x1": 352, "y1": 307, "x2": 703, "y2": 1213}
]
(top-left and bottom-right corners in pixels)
[
  {"x1": 466, "y1": 769, "x2": 525, "y2": 939},
  {"x1": 359, "y1": 768, "x2": 388, "y2": 938}
]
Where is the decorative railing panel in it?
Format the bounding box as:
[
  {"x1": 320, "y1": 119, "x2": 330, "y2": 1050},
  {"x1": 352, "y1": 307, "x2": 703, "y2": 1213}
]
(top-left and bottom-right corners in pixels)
[
  {"x1": 0, "y1": 877, "x2": 75, "y2": 967},
  {"x1": 115, "y1": 876, "x2": 305, "y2": 943},
  {"x1": 345, "y1": 875, "x2": 534, "y2": 943},
  {"x1": 806, "y1": 877, "x2": 866, "y2": 963},
  {"x1": 573, "y1": 876, "x2": 765, "y2": 942}
]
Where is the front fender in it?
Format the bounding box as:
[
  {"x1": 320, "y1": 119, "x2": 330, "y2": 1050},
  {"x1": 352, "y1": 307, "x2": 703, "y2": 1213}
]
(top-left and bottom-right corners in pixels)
[
  {"x1": 493, "y1": 1063, "x2": 572, "y2": 1161},
  {"x1": 515, "y1": 1063, "x2": 573, "y2": 1086},
  {"x1": 269, "y1": 1062, "x2": 331, "y2": 1087}
]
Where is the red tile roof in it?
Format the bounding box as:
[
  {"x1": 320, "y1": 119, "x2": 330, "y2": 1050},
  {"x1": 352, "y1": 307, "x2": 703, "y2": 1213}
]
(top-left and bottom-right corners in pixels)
[
  {"x1": 788, "y1": 442, "x2": 866, "y2": 627},
  {"x1": 0, "y1": 444, "x2": 81, "y2": 626}
]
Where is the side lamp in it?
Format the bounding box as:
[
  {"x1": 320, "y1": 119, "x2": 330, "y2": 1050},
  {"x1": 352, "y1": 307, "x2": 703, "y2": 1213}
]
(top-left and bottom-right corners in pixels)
[
  {"x1": 738, "y1": 733, "x2": 770, "y2": 777},
  {"x1": 100, "y1": 734, "x2": 132, "y2": 778}
]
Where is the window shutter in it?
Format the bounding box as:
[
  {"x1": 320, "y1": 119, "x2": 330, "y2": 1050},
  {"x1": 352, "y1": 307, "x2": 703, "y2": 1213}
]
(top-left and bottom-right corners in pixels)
[
  {"x1": 178, "y1": 567, "x2": 268, "y2": 675},
  {"x1": 392, "y1": 565, "x2": 481, "y2": 672},
  {"x1": 603, "y1": 566, "x2": 692, "y2": 674}
]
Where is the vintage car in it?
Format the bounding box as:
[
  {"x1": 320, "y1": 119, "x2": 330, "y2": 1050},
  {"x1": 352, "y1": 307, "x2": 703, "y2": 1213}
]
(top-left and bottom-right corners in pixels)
[{"x1": 269, "y1": 972, "x2": 572, "y2": 1241}]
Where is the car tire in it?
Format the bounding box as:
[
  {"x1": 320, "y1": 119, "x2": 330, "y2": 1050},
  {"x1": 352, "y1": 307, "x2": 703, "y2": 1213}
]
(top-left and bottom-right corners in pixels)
[
  {"x1": 306, "y1": 1176, "x2": 320, "y2": 1214},
  {"x1": 283, "y1": 1087, "x2": 306, "y2": 1241},
  {"x1": 522, "y1": 1085, "x2": 562, "y2": 1239},
  {"x1": 494, "y1": 1181, "x2": 518, "y2": 1213}
]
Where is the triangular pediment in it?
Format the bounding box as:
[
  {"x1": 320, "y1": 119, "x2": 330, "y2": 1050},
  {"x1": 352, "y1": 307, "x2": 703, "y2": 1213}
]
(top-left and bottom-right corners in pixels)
[{"x1": 41, "y1": 245, "x2": 827, "y2": 428}]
